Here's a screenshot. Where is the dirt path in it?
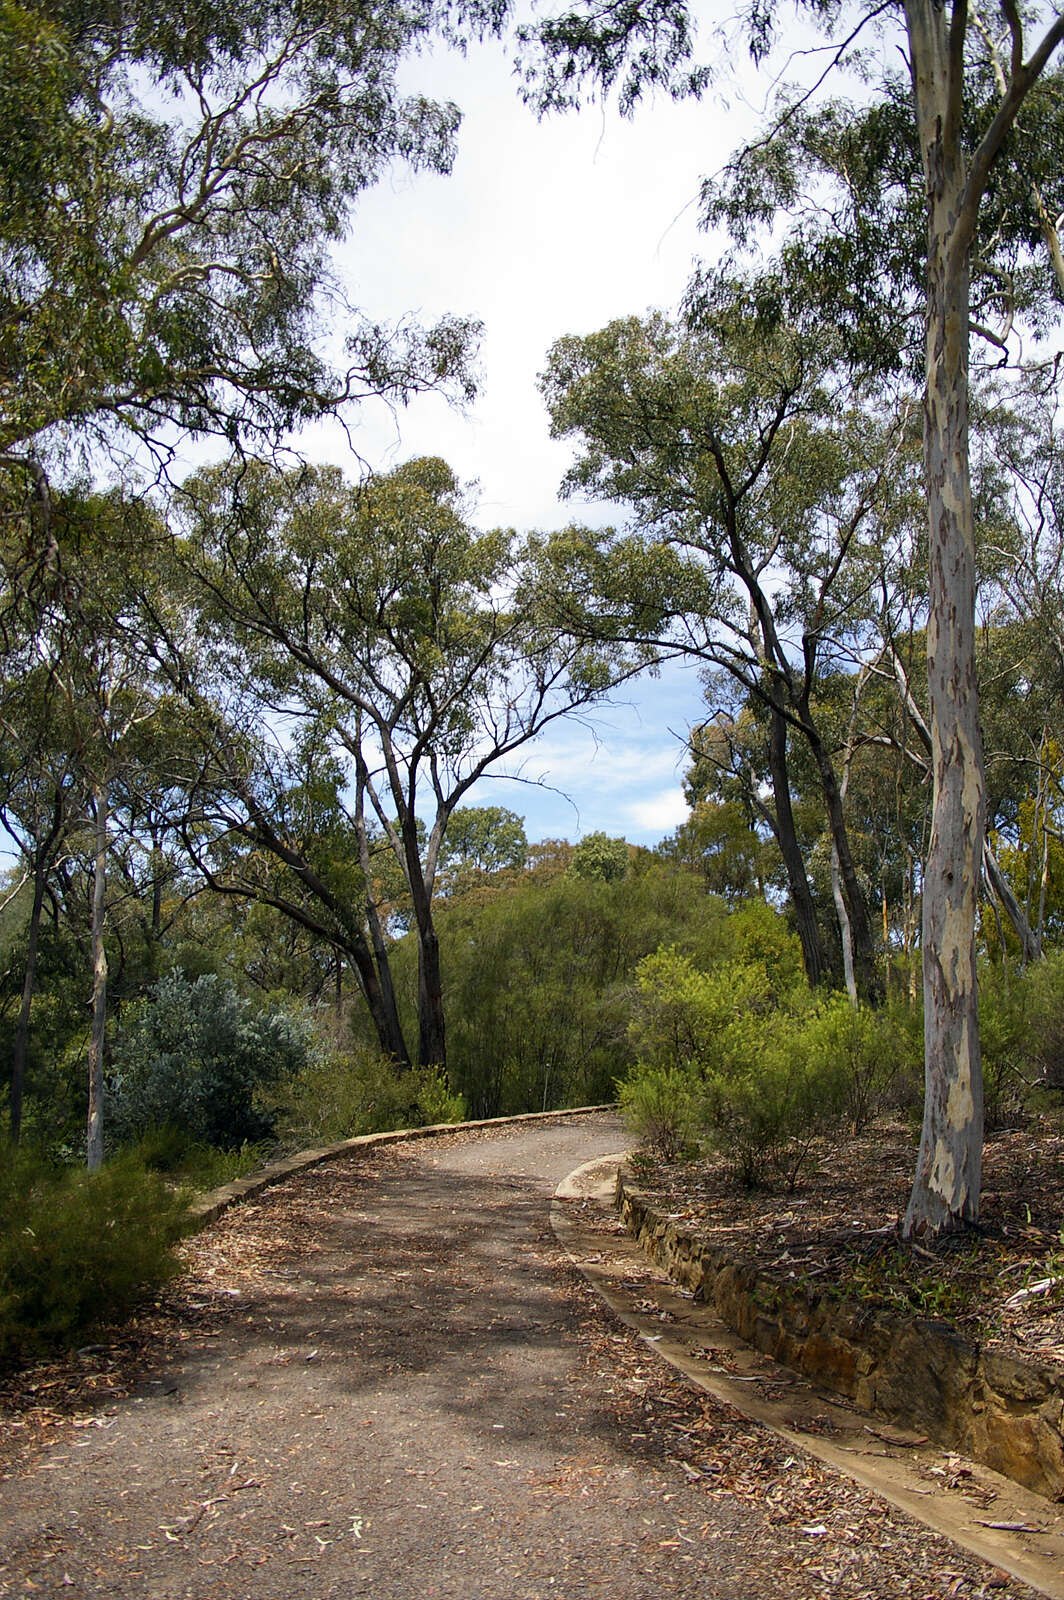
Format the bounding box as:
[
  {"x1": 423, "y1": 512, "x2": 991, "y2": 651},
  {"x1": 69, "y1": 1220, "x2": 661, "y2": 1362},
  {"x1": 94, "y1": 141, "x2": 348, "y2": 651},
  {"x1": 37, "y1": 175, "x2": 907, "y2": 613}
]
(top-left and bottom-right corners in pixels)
[{"x1": 0, "y1": 1116, "x2": 1041, "y2": 1599}]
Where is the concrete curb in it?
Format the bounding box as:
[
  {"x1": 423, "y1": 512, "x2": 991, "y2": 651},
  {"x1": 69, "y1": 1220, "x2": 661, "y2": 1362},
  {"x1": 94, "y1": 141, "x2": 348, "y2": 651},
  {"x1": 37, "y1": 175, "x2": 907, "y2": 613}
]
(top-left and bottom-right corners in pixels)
[{"x1": 188, "y1": 1104, "x2": 617, "y2": 1228}]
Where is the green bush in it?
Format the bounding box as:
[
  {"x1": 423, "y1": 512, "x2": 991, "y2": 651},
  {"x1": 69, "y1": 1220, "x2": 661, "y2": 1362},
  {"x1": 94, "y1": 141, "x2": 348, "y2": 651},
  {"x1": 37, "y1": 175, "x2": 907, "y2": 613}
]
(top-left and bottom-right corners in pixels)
[
  {"x1": 399, "y1": 863, "x2": 731, "y2": 1119},
  {"x1": 619, "y1": 1064, "x2": 701, "y2": 1160},
  {"x1": 130, "y1": 1125, "x2": 272, "y2": 1188},
  {"x1": 0, "y1": 1148, "x2": 190, "y2": 1369},
  {"x1": 977, "y1": 963, "x2": 1030, "y2": 1128},
  {"x1": 798, "y1": 993, "x2": 921, "y2": 1133},
  {"x1": 1021, "y1": 949, "x2": 1064, "y2": 1093},
  {"x1": 700, "y1": 1006, "x2": 847, "y2": 1188},
  {"x1": 109, "y1": 971, "x2": 317, "y2": 1150},
  {"x1": 277, "y1": 1046, "x2": 465, "y2": 1147},
  {"x1": 626, "y1": 942, "x2": 849, "y2": 1188}
]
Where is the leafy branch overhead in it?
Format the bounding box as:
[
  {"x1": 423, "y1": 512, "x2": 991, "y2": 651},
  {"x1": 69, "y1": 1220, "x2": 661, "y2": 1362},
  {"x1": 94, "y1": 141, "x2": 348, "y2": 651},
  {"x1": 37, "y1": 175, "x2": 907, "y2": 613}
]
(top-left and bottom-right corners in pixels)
[{"x1": 0, "y1": 0, "x2": 483, "y2": 474}]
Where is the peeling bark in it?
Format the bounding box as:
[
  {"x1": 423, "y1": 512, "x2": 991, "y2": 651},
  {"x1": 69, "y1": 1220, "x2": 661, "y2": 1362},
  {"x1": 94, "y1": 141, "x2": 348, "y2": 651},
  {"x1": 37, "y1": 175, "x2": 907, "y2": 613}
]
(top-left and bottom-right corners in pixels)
[{"x1": 903, "y1": 0, "x2": 985, "y2": 1235}]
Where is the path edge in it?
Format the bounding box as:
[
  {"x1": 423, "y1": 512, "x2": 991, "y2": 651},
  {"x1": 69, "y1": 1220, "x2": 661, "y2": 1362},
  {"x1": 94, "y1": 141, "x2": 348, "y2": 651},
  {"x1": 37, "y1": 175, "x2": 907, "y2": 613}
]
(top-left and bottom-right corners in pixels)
[
  {"x1": 190, "y1": 1104, "x2": 618, "y2": 1228},
  {"x1": 551, "y1": 1154, "x2": 1064, "y2": 1600}
]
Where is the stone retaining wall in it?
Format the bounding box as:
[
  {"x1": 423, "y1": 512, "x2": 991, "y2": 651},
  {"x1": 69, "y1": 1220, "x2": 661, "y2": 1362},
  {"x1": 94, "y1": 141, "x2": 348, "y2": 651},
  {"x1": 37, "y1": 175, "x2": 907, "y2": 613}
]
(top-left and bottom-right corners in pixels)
[{"x1": 616, "y1": 1175, "x2": 1064, "y2": 1501}]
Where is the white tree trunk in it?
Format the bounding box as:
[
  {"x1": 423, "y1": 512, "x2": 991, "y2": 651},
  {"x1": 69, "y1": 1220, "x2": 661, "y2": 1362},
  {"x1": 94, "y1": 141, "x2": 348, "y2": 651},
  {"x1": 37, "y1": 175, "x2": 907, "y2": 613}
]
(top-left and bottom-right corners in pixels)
[
  {"x1": 903, "y1": 0, "x2": 985, "y2": 1235},
  {"x1": 86, "y1": 782, "x2": 109, "y2": 1172}
]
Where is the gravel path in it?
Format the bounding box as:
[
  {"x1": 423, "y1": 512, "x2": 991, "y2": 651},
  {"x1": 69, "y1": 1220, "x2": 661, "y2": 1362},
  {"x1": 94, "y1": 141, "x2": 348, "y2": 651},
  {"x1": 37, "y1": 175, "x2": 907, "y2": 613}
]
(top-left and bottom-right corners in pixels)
[{"x1": 0, "y1": 1115, "x2": 1040, "y2": 1599}]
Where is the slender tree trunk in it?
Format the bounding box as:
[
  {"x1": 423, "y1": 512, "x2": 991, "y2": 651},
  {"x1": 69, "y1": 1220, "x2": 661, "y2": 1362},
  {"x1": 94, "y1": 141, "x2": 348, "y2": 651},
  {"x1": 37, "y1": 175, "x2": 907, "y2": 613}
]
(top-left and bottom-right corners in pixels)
[
  {"x1": 416, "y1": 920, "x2": 446, "y2": 1071},
  {"x1": 352, "y1": 803, "x2": 409, "y2": 1069},
  {"x1": 9, "y1": 856, "x2": 48, "y2": 1144},
  {"x1": 904, "y1": 16, "x2": 985, "y2": 1233},
  {"x1": 397, "y1": 808, "x2": 446, "y2": 1071},
  {"x1": 830, "y1": 842, "x2": 858, "y2": 1006},
  {"x1": 803, "y1": 721, "x2": 881, "y2": 1003},
  {"x1": 86, "y1": 782, "x2": 109, "y2": 1172},
  {"x1": 766, "y1": 705, "x2": 832, "y2": 988},
  {"x1": 346, "y1": 936, "x2": 411, "y2": 1068}
]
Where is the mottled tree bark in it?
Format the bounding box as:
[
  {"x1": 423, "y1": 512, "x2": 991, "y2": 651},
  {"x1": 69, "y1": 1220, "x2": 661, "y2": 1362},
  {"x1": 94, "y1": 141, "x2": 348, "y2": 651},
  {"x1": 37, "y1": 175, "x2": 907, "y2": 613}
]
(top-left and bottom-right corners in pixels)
[{"x1": 903, "y1": 0, "x2": 984, "y2": 1235}]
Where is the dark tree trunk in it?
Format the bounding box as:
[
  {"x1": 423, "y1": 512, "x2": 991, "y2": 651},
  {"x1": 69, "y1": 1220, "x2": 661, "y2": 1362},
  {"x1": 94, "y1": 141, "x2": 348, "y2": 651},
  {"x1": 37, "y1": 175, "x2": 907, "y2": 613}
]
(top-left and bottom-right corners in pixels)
[
  {"x1": 803, "y1": 718, "x2": 882, "y2": 1005},
  {"x1": 416, "y1": 922, "x2": 446, "y2": 1071},
  {"x1": 347, "y1": 937, "x2": 411, "y2": 1069},
  {"x1": 766, "y1": 706, "x2": 832, "y2": 989}
]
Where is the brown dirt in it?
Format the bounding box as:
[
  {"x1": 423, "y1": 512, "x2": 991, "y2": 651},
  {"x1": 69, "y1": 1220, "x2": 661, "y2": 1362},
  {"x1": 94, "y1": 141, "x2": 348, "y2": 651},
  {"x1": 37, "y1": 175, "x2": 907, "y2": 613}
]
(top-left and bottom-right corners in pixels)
[
  {"x1": 625, "y1": 1117, "x2": 1064, "y2": 1366},
  {"x1": 0, "y1": 1114, "x2": 1045, "y2": 1599}
]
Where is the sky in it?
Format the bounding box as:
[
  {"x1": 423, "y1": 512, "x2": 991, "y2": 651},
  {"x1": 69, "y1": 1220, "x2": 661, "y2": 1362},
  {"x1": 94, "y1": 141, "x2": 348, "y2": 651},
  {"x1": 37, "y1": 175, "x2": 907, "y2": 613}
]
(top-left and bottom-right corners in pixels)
[{"x1": 296, "y1": 28, "x2": 778, "y2": 848}]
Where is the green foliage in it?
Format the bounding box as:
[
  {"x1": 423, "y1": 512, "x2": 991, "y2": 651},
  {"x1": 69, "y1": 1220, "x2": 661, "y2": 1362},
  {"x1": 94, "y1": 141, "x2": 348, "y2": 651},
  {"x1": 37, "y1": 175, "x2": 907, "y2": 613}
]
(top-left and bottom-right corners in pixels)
[
  {"x1": 569, "y1": 830, "x2": 630, "y2": 882},
  {"x1": 977, "y1": 963, "x2": 1031, "y2": 1129},
  {"x1": 130, "y1": 1125, "x2": 271, "y2": 1189},
  {"x1": 798, "y1": 993, "x2": 921, "y2": 1134},
  {"x1": 626, "y1": 940, "x2": 897, "y2": 1188},
  {"x1": 409, "y1": 861, "x2": 731, "y2": 1119},
  {"x1": 1024, "y1": 950, "x2": 1064, "y2": 1092},
  {"x1": 109, "y1": 971, "x2": 316, "y2": 1149},
  {"x1": 618, "y1": 1065, "x2": 700, "y2": 1161},
  {"x1": 2, "y1": 0, "x2": 479, "y2": 462},
  {"x1": 277, "y1": 1046, "x2": 465, "y2": 1146},
  {"x1": 440, "y1": 806, "x2": 528, "y2": 879},
  {"x1": 0, "y1": 1147, "x2": 189, "y2": 1368}
]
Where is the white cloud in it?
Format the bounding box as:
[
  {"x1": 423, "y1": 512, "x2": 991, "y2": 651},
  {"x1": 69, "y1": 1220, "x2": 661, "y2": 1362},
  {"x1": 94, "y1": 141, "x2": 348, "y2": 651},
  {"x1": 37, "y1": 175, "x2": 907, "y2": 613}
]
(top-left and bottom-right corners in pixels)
[{"x1": 626, "y1": 788, "x2": 690, "y2": 834}]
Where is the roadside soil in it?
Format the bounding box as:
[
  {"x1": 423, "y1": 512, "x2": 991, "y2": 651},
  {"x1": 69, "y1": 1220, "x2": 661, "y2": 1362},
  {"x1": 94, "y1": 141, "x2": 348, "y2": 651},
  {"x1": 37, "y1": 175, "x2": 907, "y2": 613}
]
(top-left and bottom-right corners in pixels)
[
  {"x1": 0, "y1": 1114, "x2": 1045, "y2": 1599},
  {"x1": 626, "y1": 1117, "x2": 1064, "y2": 1365}
]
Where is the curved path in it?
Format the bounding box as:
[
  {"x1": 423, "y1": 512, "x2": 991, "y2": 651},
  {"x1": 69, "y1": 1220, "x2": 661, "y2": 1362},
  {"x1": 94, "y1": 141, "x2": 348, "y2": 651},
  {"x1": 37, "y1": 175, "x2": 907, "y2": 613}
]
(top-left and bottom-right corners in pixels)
[{"x1": 0, "y1": 1117, "x2": 1037, "y2": 1599}]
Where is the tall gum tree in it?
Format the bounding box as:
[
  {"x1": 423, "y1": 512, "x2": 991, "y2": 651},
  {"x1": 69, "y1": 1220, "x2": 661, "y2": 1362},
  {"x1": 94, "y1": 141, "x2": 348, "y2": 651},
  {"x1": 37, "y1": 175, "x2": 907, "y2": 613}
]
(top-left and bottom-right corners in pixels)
[
  {"x1": 0, "y1": 0, "x2": 487, "y2": 556},
  {"x1": 538, "y1": 301, "x2": 921, "y2": 1001},
  {"x1": 520, "y1": 0, "x2": 1064, "y2": 1237},
  {"x1": 178, "y1": 455, "x2": 660, "y2": 1071}
]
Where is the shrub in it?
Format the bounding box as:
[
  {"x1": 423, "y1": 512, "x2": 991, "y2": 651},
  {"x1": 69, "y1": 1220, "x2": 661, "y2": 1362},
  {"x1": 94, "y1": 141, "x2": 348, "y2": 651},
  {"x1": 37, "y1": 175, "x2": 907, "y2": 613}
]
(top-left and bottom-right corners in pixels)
[
  {"x1": 619, "y1": 1064, "x2": 700, "y2": 1160},
  {"x1": 277, "y1": 1046, "x2": 465, "y2": 1147},
  {"x1": 699, "y1": 1002, "x2": 848, "y2": 1188},
  {"x1": 130, "y1": 1125, "x2": 271, "y2": 1188},
  {"x1": 800, "y1": 993, "x2": 920, "y2": 1134},
  {"x1": 1022, "y1": 949, "x2": 1064, "y2": 1093},
  {"x1": 415, "y1": 864, "x2": 728, "y2": 1118},
  {"x1": 0, "y1": 1147, "x2": 189, "y2": 1369},
  {"x1": 977, "y1": 962, "x2": 1030, "y2": 1129},
  {"x1": 109, "y1": 971, "x2": 317, "y2": 1150},
  {"x1": 626, "y1": 943, "x2": 850, "y2": 1188}
]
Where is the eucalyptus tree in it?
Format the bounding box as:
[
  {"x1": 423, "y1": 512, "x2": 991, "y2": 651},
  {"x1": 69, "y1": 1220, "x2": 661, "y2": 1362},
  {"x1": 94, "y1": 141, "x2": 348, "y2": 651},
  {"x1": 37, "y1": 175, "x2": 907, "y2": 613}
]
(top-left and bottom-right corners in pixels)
[
  {"x1": 539, "y1": 294, "x2": 925, "y2": 1001},
  {"x1": 15, "y1": 491, "x2": 193, "y2": 1166},
  {"x1": 520, "y1": 0, "x2": 1064, "y2": 1236},
  {"x1": 0, "y1": 0, "x2": 485, "y2": 554},
  {"x1": 178, "y1": 454, "x2": 656, "y2": 1071},
  {"x1": 438, "y1": 805, "x2": 528, "y2": 886},
  {"x1": 174, "y1": 712, "x2": 415, "y2": 1066}
]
